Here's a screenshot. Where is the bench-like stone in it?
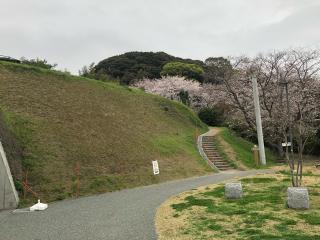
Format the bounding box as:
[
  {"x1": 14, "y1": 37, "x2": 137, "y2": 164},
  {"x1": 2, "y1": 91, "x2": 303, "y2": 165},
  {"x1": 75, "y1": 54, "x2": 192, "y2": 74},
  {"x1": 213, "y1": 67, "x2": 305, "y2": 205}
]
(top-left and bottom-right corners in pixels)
[
  {"x1": 225, "y1": 182, "x2": 242, "y2": 199},
  {"x1": 287, "y1": 187, "x2": 309, "y2": 209}
]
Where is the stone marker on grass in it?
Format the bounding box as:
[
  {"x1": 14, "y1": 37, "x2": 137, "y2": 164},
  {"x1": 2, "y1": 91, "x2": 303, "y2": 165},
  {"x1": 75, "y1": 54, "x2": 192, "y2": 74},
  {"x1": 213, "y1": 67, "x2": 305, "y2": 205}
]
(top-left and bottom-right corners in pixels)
[
  {"x1": 225, "y1": 182, "x2": 242, "y2": 199},
  {"x1": 287, "y1": 187, "x2": 309, "y2": 209}
]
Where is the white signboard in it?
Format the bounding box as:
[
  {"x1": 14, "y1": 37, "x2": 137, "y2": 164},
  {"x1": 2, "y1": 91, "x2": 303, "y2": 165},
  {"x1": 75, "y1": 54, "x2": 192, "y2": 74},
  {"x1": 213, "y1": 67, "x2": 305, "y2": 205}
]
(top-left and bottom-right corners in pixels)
[
  {"x1": 282, "y1": 142, "x2": 292, "y2": 147},
  {"x1": 152, "y1": 160, "x2": 159, "y2": 175}
]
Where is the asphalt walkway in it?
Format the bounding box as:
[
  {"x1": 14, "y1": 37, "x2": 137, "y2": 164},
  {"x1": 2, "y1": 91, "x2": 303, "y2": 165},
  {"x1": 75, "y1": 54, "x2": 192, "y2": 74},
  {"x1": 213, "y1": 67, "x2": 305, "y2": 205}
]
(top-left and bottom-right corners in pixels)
[{"x1": 0, "y1": 170, "x2": 271, "y2": 240}]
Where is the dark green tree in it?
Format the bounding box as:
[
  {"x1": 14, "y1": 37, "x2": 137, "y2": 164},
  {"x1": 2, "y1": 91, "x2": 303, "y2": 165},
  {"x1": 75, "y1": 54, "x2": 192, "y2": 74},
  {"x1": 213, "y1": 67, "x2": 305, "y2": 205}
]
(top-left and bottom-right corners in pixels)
[
  {"x1": 93, "y1": 52, "x2": 204, "y2": 85},
  {"x1": 161, "y1": 61, "x2": 204, "y2": 81},
  {"x1": 178, "y1": 90, "x2": 191, "y2": 106},
  {"x1": 203, "y1": 57, "x2": 232, "y2": 84},
  {"x1": 198, "y1": 107, "x2": 224, "y2": 126}
]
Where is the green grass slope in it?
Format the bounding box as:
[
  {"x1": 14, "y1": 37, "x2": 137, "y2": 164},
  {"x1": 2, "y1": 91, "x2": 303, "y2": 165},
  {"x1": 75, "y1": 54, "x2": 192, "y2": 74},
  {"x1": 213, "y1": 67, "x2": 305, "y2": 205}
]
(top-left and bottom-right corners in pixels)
[
  {"x1": 0, "y1": 61, "x2": 211, "y2": 204},
  {"x1": 218, "y1": 127, "x2": 276, "y2": 168}
]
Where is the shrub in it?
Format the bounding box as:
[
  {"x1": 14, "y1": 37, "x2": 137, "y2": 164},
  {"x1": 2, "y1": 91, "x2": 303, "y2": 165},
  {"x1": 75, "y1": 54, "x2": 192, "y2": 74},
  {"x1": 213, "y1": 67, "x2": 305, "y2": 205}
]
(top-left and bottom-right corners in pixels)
[
  {"x1": 198, "y1": 107, "x2": 224, "y2": 126},
  {"x1": 20, "y1": 57, "x2": 57, "y2": 70},
  {"x1": 161, "y1": 61, "x2": 204, "y2": 81}
]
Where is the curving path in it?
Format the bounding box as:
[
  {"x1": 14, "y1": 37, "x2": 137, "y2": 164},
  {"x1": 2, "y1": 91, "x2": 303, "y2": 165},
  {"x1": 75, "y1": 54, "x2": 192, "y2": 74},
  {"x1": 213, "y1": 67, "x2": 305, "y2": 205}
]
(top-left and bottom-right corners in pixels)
[{"x1": 0, "y1": 170, "x2": 272, "y2": 240}]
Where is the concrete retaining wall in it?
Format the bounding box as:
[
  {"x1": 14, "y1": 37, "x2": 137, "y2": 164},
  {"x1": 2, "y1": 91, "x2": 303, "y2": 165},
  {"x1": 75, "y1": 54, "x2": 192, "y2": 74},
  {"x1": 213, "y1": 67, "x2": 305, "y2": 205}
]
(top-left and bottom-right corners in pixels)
[{"x1": 0, "y1": 141, "x2": 19, "y2": 210}]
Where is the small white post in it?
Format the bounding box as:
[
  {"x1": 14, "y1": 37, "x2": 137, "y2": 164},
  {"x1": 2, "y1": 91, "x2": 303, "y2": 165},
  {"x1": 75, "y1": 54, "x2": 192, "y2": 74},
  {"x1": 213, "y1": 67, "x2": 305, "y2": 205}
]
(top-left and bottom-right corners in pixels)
[{"x1": 252, "y1": 76, "x2": 266, "y2": 165}]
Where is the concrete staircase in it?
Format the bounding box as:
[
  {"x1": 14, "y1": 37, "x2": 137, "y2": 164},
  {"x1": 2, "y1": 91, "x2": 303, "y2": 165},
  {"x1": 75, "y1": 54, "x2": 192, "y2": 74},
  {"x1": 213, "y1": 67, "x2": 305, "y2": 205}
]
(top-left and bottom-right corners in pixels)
[{"x1": 202, "y1": 136, "x2": 233, "y2": 171}]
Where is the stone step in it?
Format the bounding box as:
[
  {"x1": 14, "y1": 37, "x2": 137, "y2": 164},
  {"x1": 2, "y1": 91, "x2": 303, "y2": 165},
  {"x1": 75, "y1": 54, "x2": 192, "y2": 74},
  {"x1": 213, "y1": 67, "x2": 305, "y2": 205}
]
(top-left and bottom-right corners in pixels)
[
  {"x1": 213, "y1": 159, "x2": 228, "y2": 162},
  {"x1": 208, "y1": 157, "x2": 223, "y2": 160},
  {"x1": 207, "y1": 156, "x2": 221, "y2": 159},
  {"x1": 204, "y1": 151, "x2": 219, "y2": 154},
  {"x1": 214, "y1": 164, "x2": 231, "y2": 168},
  {"x1": 212, "y1": 161, "x2": 230, "y2": 166},
  {"x1": 211, "y1": 160, "x2": 226, "y2": 163},
  {"x1": 202, "y1": 147, "x2": 216, "y2": 150},
  {"x1": 206, "y1": 154, "x2": 220, "y2": 157},
  {"x1": 201, "y1": 135, "x2": 234, "y2": 171},
  {"x1": 214, "y1": 164, "x2": 231, "y2": 167}
]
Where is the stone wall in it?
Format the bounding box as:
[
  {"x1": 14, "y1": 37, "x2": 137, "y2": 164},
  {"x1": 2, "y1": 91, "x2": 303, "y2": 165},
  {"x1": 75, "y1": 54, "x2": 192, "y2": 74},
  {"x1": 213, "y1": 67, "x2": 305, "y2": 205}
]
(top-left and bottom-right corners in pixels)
[{"x1": 0, "y1": 141, "x2": 19, "y2": 210}]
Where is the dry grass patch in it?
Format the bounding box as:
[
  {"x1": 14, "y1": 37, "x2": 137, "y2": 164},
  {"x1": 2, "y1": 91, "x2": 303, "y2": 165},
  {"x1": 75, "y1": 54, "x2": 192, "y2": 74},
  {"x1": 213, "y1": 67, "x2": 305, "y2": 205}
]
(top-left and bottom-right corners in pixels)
[{"x1": 156, "y1": 170, "x2": 320, "y2": 239}]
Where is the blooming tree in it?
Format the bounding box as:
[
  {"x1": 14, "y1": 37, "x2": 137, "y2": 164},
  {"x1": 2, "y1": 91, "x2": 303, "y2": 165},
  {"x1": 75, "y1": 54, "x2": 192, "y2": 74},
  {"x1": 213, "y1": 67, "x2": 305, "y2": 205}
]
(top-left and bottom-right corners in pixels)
[
  {"x1": 133, "y1": 49, "x2": 320, "y2": 186},
  {"x1": 220, "y1": 49, "x2": 320, "y2": 186},
  {"x1": 134, "y1": 76, "x2": 202, "y2": 107}
]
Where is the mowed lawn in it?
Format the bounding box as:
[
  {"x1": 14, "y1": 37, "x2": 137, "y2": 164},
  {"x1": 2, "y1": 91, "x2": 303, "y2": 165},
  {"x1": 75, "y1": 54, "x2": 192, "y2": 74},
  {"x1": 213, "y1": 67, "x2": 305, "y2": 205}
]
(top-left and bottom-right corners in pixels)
[
  {"x1": 0, "y1": 61, "x2": 211, "y2": 205},
  {"x1": 156, "y1": 166, "x2": 320, "y2": 240}
]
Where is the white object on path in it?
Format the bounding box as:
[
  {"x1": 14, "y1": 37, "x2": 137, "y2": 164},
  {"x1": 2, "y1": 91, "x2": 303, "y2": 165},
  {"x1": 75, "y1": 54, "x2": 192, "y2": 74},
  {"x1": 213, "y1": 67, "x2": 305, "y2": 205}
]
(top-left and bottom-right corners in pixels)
[
  {"x1": 30, "y1": 199, "x2": 48, "y2": 211},
  {"x1": 152, "y1": 160, "x2": 159, "y2": 175}
]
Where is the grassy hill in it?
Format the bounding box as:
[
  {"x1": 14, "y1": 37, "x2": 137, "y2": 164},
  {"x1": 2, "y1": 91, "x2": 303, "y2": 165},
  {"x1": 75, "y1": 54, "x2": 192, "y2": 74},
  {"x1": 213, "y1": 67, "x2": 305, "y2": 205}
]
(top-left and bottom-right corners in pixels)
[
  {"x1": 0, "y1": 61, "x2": 211, "y2": 205},
  {"x1": 215, "y1": 128, "x2": 277, "y2": 169}
]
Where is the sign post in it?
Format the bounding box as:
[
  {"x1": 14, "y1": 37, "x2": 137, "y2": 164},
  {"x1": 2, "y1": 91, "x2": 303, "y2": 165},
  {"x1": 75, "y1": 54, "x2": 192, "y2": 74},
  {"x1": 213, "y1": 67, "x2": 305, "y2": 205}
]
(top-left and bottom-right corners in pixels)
[{"x1": 152, "y1": 160, "x2": 159, "y2": 175}]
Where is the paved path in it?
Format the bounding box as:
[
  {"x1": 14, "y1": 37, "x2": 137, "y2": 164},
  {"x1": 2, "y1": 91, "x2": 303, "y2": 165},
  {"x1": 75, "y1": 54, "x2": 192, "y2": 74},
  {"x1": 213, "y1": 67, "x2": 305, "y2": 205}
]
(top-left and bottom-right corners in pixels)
[{"x1": 0, "y1": 170, "x2": 272, "y2": 240}]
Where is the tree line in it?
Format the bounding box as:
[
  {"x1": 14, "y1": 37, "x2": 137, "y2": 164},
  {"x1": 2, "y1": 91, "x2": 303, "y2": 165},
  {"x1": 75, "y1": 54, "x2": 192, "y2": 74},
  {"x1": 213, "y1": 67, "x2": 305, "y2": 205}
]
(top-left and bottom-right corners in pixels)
[
  {"x1": 79, "y1": 51, "x2": 227, "y2": 85},
  {"x1": 129, "y1": 50, "x2": 320, "y2": 161}
]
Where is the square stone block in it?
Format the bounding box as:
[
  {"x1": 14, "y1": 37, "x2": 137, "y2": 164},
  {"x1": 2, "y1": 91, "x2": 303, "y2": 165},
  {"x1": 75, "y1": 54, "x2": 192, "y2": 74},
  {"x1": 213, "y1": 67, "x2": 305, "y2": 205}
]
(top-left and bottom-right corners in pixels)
[
  {"x1": 287, "y1": 187, "x2": 309, "y2": 209},
  {"x1": 225, "y1": 182, "x2": 242, "y2": 199}
]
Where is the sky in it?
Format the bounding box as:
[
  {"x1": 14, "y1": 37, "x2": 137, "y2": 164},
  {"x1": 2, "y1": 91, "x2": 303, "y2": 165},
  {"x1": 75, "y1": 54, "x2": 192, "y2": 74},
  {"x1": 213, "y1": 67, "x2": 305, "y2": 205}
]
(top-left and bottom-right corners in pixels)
[{"x1": 1, "y1": 0, "x2": 320, "y2": 74}]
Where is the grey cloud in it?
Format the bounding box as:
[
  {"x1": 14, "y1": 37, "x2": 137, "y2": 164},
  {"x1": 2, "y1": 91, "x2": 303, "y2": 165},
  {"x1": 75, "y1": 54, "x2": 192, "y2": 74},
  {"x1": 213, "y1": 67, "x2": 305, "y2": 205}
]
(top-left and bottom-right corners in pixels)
[{"x1": 0, "y1": 0, "x2": 319, "y2": 73}]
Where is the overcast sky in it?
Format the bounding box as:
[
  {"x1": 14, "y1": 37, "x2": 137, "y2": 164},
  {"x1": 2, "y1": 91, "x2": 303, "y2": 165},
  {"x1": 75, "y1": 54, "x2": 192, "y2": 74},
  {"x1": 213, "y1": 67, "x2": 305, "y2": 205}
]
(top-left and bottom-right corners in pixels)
[{"x1": 1, "y1": 0, "x2": 320, "y2": 73}]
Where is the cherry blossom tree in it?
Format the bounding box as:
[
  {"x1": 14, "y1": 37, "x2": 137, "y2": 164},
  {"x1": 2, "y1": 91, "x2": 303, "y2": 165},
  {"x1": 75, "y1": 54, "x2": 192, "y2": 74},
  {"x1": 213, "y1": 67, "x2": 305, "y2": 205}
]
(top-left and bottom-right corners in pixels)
[
  {"x1": 133, "y1": 49, "x2": 320, "y2": 185},
  {"x1": 134, "y1": 76, "x2": 202, "y2": 107},
  {"x1": 220, "y1": 49, "x2": 320, "y2": 186}
]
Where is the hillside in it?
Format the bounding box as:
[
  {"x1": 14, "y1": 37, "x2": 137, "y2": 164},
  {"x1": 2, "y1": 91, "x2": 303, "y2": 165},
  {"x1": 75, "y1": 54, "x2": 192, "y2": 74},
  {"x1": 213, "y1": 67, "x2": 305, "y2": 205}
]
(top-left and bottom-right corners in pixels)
[
  {"x1": 214, "y1": 128, "x2": 276, "y2": 169},
  {"x1": 0, "y1": 61, "x2": 211, "y2": 204}
]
